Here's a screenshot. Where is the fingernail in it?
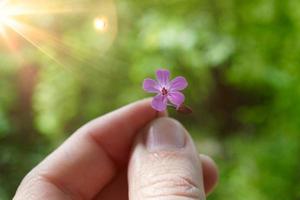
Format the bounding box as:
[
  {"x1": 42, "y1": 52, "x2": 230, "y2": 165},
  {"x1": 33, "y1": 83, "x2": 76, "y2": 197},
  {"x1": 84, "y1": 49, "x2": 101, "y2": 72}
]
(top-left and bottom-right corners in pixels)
[{"x1": 146, "y1": 118, "x2": 186, "y2": 151}]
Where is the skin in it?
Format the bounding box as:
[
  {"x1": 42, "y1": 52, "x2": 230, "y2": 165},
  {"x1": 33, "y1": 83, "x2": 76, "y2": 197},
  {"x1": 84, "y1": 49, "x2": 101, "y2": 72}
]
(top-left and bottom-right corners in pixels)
[{"x1": 13, "y1": 99, "x2": 218, "y2": 200}]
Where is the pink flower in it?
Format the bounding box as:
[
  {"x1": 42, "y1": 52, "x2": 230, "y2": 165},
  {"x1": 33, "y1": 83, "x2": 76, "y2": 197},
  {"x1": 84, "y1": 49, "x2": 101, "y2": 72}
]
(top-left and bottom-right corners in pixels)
[{"x1": 143, "y1": 69, "x2": 188, "y2": 111}]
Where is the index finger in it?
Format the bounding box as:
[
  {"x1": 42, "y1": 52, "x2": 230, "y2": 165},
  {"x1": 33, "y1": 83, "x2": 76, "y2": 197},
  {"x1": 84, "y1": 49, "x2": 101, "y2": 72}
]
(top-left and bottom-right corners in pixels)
[{"x1": 14, "y1": 99, "x2": 161, "y2": 200}]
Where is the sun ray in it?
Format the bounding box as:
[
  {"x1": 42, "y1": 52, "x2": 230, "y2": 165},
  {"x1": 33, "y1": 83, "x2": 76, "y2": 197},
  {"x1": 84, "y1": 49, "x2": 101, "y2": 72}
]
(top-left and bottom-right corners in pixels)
[
  {"x1": 2, "y1": 18, "x2": 117, "y2": 86},
  {"x1": 4, "y1": 19, "x2": 90, "y2": 84},
  {"x1": 0, "y1": 0, "x2": 126, "y2": 85},
  {"x1": 5, "y1": 19, "x2": 112, "y2": 72},
  {"x1": 5, "y1": 18, "x2": 70, "y2": 68},
  {"x1": 0, "y1": 1, "x2": 97, "y2": 69},
  {"x1": 4, "y1": 16, "x2": 126, "y2": 71}
]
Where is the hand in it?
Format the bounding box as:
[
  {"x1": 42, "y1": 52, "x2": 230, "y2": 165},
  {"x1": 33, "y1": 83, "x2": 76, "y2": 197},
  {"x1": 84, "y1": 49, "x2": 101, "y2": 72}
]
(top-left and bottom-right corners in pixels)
[{"x1": 14, "y1": 99, "x2": 218, "y2": 200}]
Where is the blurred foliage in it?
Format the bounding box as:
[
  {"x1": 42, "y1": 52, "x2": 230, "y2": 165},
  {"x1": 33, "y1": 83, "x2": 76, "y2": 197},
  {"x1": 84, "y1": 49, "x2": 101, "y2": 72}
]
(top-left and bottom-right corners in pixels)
[{"x1": 1, "y1": 0, "x2": 300, "y2": 199}]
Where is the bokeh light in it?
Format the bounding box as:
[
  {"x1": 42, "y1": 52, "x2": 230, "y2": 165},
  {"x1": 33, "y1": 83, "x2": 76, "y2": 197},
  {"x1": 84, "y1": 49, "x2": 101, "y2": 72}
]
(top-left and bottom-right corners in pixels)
[{"x1": 94, "y1": 17, "x2": 107, "y2": 32}]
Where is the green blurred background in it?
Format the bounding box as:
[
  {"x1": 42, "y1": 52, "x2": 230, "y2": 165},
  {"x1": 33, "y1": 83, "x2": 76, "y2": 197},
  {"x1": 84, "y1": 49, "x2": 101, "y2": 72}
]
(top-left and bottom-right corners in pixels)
[{"x1": 1, "y1": 0, "x2": 300, "y2": 199}]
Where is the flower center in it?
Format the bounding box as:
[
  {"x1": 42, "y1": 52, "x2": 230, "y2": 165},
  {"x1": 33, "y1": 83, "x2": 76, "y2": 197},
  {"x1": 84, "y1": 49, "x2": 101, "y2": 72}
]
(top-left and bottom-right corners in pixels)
[{"x1": 161, "y1": 87, "x2": 168, "y2": 95}]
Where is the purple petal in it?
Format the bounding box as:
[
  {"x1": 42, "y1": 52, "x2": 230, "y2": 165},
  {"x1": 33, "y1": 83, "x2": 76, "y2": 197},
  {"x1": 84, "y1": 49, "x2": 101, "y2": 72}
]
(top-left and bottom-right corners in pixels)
[
  {"x1": 168, "y1": 91, "x2": 185, "y2": 107},
  {"x1": 151, "y1": 94, "x2": 168, "y2": 111},
  {"x1": 169, "y1": 76, "x2": 188, "y2": 91},
  {"x1": 156, "y1": 69, "x2": 170, "y2": 86},
  {"x1": 143, "y1": 78, "x2": 160, "y2": 93}
]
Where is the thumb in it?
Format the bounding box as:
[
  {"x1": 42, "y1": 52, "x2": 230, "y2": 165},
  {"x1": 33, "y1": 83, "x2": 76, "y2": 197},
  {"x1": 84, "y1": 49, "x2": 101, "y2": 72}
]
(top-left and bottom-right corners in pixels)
[{"x1": 128, "y1": 117, "x2": 206, "y2": 200}]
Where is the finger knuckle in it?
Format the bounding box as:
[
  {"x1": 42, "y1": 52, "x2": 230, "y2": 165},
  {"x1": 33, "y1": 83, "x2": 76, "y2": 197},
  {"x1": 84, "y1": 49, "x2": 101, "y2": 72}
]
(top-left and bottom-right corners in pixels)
[{"x1": 139, "y1": 173, "x2": 204, "y2": 199}]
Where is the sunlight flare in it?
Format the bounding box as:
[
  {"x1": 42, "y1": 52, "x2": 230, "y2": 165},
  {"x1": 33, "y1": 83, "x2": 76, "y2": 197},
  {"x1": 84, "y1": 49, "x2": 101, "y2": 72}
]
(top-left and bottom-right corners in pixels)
[{"x1": 0, "y1": 0, "x2": 119, "y2": 75}]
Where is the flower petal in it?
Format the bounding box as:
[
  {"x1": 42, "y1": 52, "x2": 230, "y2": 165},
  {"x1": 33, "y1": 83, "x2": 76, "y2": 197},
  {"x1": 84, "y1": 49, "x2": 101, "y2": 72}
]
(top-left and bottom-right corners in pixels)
[
  {"x1": 143, "y1": 78, "x2": 160, "y2": 93},
  {"x1": 168, "y1": 91, "x2": 185, "y2": 107},
  {"x1": 151, "y1": 94, "x2": 168, "y2": 111},
  {"x1": 169, "y1": 76, "x2": 188, "y2": 91},
  {"x1": 156, "y1": 69, "x2": 170, "y2": 86}
]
